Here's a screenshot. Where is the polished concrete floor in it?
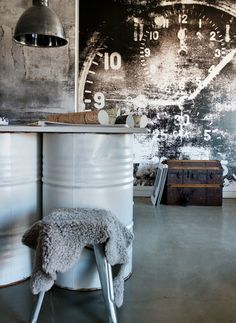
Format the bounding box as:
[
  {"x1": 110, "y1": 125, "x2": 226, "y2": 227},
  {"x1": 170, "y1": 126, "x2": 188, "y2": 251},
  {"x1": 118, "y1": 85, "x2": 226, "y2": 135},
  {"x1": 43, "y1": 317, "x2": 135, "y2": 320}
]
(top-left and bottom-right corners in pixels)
[{"x1": 1, "y1": 198, "x2": 236, "y2": 323}]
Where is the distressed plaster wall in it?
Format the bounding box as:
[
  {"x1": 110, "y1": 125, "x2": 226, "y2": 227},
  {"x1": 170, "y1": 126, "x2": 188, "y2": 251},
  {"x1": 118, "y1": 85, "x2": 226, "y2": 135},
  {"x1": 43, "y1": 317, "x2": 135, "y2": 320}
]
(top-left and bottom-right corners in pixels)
[{"x1": 0, "y1": 0, "x2": 75, "y2": 124}]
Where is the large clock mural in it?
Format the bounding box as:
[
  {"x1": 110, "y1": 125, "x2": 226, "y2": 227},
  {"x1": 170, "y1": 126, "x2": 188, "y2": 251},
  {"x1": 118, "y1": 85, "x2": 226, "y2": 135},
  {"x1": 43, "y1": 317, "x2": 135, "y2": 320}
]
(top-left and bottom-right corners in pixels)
[{"x1": 79, "y1": 0, "x2": 236, "y2": 196}]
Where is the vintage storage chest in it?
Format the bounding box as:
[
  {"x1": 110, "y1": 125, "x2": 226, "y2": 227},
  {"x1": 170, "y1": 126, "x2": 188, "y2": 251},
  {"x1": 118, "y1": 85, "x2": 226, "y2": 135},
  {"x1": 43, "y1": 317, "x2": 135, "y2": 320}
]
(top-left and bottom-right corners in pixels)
[{"x1": 162, "y1": 160, "x2": 223, "y2": 206}]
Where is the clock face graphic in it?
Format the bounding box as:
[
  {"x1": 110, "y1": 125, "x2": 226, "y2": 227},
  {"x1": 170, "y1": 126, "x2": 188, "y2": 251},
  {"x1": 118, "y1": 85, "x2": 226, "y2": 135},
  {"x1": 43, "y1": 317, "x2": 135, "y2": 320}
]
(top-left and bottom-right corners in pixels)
[{"x1": 79, "y1": 1, "x2": 236, "y2": 190}]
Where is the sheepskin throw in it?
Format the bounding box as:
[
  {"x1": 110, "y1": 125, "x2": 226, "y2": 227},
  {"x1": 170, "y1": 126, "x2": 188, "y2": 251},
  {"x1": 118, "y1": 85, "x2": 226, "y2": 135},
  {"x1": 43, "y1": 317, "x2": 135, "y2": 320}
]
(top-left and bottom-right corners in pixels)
[{"x1": 22, "y1": 208, "x2": 134, "y2": 307}]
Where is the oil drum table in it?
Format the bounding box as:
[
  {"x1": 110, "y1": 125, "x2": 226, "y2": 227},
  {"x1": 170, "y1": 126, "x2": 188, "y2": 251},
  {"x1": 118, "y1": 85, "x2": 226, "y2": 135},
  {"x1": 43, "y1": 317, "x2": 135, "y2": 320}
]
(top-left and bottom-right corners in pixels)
[
  {"x1": 0, "y1": 131, "x2": 41, "y2": 286},
  {"x1": 42, "y1": 126, "x2": 139, "y2": 290},
  {"x1": 0, "y1": 125, "x2": 144, "y2": 290}
]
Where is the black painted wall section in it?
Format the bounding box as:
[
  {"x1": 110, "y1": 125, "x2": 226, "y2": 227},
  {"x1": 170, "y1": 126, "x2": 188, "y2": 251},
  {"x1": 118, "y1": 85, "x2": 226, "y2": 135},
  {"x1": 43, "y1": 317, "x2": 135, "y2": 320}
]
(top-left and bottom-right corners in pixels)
[{"x1": 79, "y1": 0, "x2": 236, "y2": 194}]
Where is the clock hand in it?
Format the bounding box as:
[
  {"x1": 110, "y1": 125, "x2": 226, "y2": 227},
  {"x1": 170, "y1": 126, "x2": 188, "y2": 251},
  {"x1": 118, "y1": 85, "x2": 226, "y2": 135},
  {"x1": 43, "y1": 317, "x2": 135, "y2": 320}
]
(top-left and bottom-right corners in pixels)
[
  {"x1": 177, "y1": 28, "x2": 188, "y2": 55},
  {"x1": 177, "y1": 27, "x2": 187, "y2": 42},
  {"x1": 188, "y1": 48, "x2": 236, "y2": 101}
]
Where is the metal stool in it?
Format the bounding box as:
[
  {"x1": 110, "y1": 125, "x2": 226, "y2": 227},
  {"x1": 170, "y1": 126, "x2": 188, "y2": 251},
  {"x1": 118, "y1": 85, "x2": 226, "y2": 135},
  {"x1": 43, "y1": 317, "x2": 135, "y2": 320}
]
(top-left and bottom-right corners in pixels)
[{"x1": 30, "y1": 244, "x2": 117, "y2": 323}]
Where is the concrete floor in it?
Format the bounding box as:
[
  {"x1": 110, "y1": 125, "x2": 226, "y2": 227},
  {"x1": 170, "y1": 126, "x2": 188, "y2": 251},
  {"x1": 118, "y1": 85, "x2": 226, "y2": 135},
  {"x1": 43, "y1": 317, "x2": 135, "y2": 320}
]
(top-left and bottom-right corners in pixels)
[{"x1": 1, "y1": 197, "x2": 236, "y2": 323}]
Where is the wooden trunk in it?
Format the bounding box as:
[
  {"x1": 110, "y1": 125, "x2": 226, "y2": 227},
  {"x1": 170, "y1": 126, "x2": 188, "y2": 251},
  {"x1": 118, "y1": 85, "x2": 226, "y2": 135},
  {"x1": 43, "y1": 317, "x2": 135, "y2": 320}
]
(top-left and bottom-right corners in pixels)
[{"x1": 162, "y1": 160, "x2": 223, "y2": 206}]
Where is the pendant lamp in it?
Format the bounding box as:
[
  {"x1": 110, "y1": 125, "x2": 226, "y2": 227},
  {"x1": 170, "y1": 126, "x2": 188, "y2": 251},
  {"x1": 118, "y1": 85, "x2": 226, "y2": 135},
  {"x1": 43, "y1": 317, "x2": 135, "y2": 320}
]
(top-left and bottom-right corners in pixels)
[{"x1": 13, "y1": 0, "x2": 68, "y2": 47}]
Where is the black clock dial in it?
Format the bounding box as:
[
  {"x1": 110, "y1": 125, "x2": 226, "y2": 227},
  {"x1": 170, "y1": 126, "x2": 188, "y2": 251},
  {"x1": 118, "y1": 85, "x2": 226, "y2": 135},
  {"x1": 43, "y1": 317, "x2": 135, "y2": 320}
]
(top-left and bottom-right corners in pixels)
[
  {"x1": 79, "y1": 24, "x2": 145, "y2": 114},
  {"x1": 79, "y1": 2, "x2": 236, "y2": 189},
  {"x1": 141, "y1": 6, "x2": 232, "y2": 102}
]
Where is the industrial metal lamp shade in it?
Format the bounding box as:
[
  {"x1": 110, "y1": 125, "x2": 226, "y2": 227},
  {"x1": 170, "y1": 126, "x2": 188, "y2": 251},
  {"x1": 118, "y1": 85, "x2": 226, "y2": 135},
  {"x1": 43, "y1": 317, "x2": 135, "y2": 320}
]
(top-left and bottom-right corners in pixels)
[{"x1": 13, "y1": 0, "x2": 68, "y2": 47}]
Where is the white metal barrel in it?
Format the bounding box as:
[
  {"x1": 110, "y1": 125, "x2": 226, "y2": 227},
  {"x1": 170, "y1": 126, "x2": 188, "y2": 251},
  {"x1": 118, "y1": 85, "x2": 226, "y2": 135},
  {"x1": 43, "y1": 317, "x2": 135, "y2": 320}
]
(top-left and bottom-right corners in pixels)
[
  {"x1": 0, "y1": 133, "x2": 41, "y2": 286},
  {"x1": 42, "y1": 133, "x2": 134, "y2": 289}
]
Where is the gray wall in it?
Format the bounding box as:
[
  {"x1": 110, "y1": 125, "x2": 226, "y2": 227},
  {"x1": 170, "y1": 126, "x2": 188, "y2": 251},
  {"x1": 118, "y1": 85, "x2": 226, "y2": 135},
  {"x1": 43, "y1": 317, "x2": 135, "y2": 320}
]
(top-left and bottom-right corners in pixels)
[{"x1": 0, "y1": 0, "x2": 75, "y2": 124}]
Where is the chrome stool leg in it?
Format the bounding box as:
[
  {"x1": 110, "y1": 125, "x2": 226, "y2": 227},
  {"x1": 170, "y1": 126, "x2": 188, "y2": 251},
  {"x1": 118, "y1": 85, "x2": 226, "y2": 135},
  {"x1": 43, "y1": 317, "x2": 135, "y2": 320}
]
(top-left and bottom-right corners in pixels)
[
  {"x1": 30, "y1": 291, "x2": 45, "y2": 323},
  {"x1": 93, "y1": 244, "x2": 117, "y2": 323},
  {"x1": 29, "y1": 245, "x2": 118, "y2": 323}
]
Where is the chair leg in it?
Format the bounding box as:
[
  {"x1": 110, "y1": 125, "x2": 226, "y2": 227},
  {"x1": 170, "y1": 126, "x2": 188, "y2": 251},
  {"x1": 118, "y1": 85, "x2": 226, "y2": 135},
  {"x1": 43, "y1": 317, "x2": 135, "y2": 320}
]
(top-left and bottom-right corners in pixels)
[
  {"x1": 93, "y1": 244, "x2": 118, "y2": 323},
  {"x1": 30, "y1": 291, "x2": 45, "y2": 323}
]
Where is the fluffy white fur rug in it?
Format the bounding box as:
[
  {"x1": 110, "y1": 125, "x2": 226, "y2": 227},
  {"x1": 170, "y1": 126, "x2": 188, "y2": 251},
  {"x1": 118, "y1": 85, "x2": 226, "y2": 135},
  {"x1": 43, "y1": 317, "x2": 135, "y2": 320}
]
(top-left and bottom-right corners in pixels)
[{"x1": 22, "y1": 208, "x2": 134, "y2": 307}]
